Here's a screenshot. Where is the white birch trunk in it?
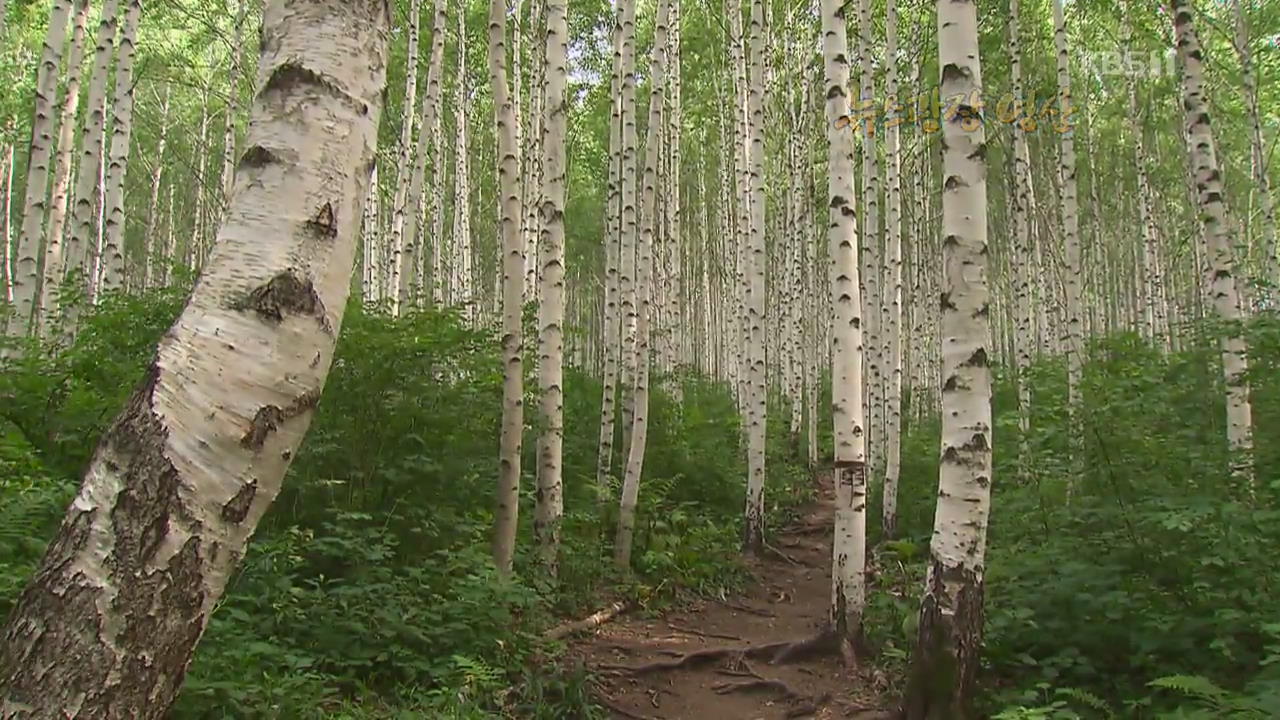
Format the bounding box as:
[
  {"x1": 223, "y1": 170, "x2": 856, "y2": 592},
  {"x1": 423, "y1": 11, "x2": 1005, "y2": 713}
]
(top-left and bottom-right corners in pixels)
[
  {"x1": 100, "y1": 0, "x2": 143, "y2": 293},
  {"x1": 741, "y1": 0, "x2": 767, "y2": 554},
  {"x1": 614, "y1": 0, "x2": 669, "y2": 570},
  {"x1": 1173, "y1": 0, "x2": 1255, "y2": 483},
  {"x1": 4, "y1": 0, "x2": 73, "y2": 340},
  {"x1": 882, "y1": 0, "x2": 903, "y2": 540},
  {"x1": 822, "y1": 0, "x2": 866, "y2": 654},
  {"x1": 534, "y1": 0, "x2": 568, "y2": 575},
  {"x1": 0, "y1": 1, "x2": 388, "y2": 715},
  {"x1": 904, "y1": 0, "x2": 993, "y2": 713},
  {"x1": 401, "y1": 0, "x2": 447, "y2": 307},
  {"x1": 489, "y1": 0, "x2": 525, "y2": 575},
  {"x1": 36, "y1": 0, "x2": 91, "y2": 333}
]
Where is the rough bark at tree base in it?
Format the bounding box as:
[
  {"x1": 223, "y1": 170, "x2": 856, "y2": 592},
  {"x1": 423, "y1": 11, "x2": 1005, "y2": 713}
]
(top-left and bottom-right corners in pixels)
[{"x1": 901, "y1": 561, "x2": 984, "y2": 720}]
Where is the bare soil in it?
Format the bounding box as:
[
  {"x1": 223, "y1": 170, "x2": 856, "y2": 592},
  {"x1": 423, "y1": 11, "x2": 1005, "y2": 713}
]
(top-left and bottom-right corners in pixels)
[{"x1": 571, "y1": 471, "x2": 899, "y2": 720}]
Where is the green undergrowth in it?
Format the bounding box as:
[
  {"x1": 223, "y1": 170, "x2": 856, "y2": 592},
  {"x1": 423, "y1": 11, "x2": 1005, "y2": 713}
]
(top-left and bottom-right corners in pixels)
[
  {"x1": 862, "y1": 316, "x2": 1280, "y2": 718},
  {"x1": 0, "y1": 287, "x2": 812, "y2": 719}
]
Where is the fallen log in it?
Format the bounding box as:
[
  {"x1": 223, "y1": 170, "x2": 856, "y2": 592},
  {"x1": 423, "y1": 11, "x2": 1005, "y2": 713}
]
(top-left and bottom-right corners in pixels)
[{"x1": 544, "y1": 601, "x2": 629, "y2": 641}]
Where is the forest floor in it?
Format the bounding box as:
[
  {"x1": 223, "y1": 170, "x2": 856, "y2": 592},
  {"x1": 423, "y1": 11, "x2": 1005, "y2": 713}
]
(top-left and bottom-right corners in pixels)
[{"x1": 571, "y1": 471, "x2": 899, "y2": 720}]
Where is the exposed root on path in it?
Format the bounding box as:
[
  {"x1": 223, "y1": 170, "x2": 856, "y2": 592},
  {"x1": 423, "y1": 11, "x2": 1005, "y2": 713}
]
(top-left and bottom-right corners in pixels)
[
  {"x1": 717, "y1": 599, "x2": 776, "y2": 617},
  {"x1": 709, "y1": 660, "x2": 833, "y2": 718},
  {"x1": 602, "y1": 629, "x2": 838, "y2": 675},
  {"x1": 666, "y1": 622, "x2": 743, "y2": 642},
  {"x1": 545, "y1": 601, "x2": 629, "y2": 640}
]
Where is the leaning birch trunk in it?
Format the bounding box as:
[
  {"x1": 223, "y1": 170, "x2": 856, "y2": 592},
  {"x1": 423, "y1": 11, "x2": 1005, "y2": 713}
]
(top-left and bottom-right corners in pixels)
[
  {"x1": 903, "y1": 0, "x2": 994, "y2": 714},
  {"x1": 614, "y1": 0, "x2": 669, "y2": 570},
  {"x1": 1052, "y1": 0, "x2": 1083, "y2": 430},
  {"x1": 66, "y1": 0, "x2": 120, "y2": 300},
  {"x1": 822, "y1": 0, "x2": 867, "y2": 658},
  {"x1": 99, "y1": 0, "x2": 143, "y2": 293},
  {"x1": 881, "y1": 0, "x2": 903, "y2": 540},
  {"x1": 387, "y1": 0, "x2": 421, "y2": 313},
  {"x1": 4, "y1": 0, "x2": 72, "y2": 341},
  {"x1": 0, "y1": 0, "x2": 389, "y2": 715},
  {"x1": 615, "y1": 0, "x2": 639, "y2": 465},
  {"x1": 533, "y1": 0, "x2": 568, "y2": 575},
  {"x1": 1172, "y1": 0, "x2": 1255, "y2": 484},
  {"x1": 741, "y1": 0, "x2": 768, "y2": 554},
  {"x1": 2, "y1": 144, "x2": 13, "y2": 302},
  {"x1": 488, "y1": 0, "x2": 525, "y2": 576},
  {"x1": 400, "y1": 0, "x2": 446, "y2": 307}
]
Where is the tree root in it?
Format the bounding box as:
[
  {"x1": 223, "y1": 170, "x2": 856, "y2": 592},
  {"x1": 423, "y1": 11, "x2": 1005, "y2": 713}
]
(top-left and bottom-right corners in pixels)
[
  {"x1": 544, "y1": 601, "x2": 628, "y2": 640},
  {"x1": 607, "y1": 629, "x2": 838, "y2": 674},
  {"x1": 717, "y1": 600, "x2": 776, "y2": 617},
  {"x1": 666, "y1": 622, "x2": 743, "y2": 641},
  {"x1": 763, "y1": 541, "x2": 804, "y2": 566},
  {"x1": 709, "y1": 659, "x2": 833, "y2": 718}
]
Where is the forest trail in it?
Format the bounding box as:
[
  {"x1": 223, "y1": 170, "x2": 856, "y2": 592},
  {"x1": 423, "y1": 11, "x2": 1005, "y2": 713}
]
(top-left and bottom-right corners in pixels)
[{"x1": 574, "y1": 471, "x2": 897, "y2": 720}]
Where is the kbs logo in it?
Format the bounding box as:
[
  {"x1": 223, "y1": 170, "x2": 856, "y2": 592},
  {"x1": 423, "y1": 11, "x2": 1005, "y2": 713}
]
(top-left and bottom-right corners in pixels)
[{"x1": 1081, "y1": 49, "x2": 1176, "y2": 79}]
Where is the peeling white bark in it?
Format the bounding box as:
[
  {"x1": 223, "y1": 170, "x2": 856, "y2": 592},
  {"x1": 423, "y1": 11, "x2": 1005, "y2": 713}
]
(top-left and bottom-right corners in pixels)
[{"x1": 0, "y1": 2, "x2": 389, "y2": 715}]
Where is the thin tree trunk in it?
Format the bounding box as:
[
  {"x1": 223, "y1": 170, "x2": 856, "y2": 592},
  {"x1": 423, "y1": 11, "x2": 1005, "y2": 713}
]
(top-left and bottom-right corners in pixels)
[
  {"x1": 1173, "y1": 0, "x2": 1255, "y2": 484},
  {"x1": 534, "y1": 0, "x2": 568, "y2": 575},
  {"x1": 596, "y1": 1, "x2": 626, "y2": 497},
  {"x1": 822, "y1": 0, "x2": 867, "y2": 657},
  {"x1": 387, "y1": 0, "x2": 421, "y2": 313},
  {"x1": 219, "y1": 0, "x2": 249, "y2": 217},
  {"x1": 100, "y1": 0, "x2": 143, "y2": 293},
  {"x1": 66, "y1": 0, "x2": 120, "y2": 299},
  {"x1": 36, "y1": 0, "x2": 91, "y2": 334},
  {"x1": 741, "y1": 0, "x2": 767, "y2": 554},
  {"x1": 2, "y1": 143, "x2": 13, "y2": 303},
  {"x1": 450, "y1": 11, "x2": 473, "y2": 317},
  {"x1": 0, "y1": 1, "x2": 389, "y2": 715},
  {"x1": 142, "y1": 85, "x2": 172, "y2": 292},
  {"x1": 882, "y1": 0, "x2": 903, "y2": 540},
  {"x1": 614, "y1": 0, "x2": 669, "y2": 570},
  {"x1": 4, "y1": 0, "x2": 73, "y2": 340},
  {"x1": 401, "y1": 0, "x2": 446, "y2": 307},
  {"x1": 1053, "y1": 0, "x2": 1083, "y2": 430},
  {"x1": 489, "y1": 0, "x2": 525, "y2": 575},
  {"x1": 1232, "y1": 0, "x2": 1276, "y2": 286},
  {"x1": 903, "y1": 0, "x2": 993, "y2": 714}
]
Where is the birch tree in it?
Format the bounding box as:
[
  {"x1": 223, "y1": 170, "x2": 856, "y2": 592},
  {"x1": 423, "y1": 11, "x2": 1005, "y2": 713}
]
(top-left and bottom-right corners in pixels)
[
  {"x1": 100, "y1": 0, "x2": 143, "y2": 293},
  {"x1": 66, "y1": 0, "x2": 120, "y2": 300},
  {"x1": 597, "y1": 1, "x2": 627, "y2": 496},
  {"x1": 741, "y1": 0, "x2": 767, "y2": 554},
  {"x1": 882, "y1": 0, "x2": 903, "y2": 540},
  {"x1": 36, "y1": 0, "x2": 91, "y2": 333},
  {"x1": 903, "y1": 0, "x2": 994, "y2": 713},
  {"x1": 1172, "y1": 0, "x2": 1255, "y2": 482},
  {"x1": 4, "y1": 0, "x2": 72, "y2": 340},
  {"x1": 615, "y1": 0, "x2": 669, "y2": 570},
  {"x1": 388, "y1": 0, "x2": 421, "y2": 313},
  {"x1": 401, "y1": 0, "x2": 447, "y2": 307},
  {"x1": 534, "y1": 0, "x2": 568, "y2": 574},
  {"x1": 489, "y1": 0, "x2": 525, "y2": 575},
  {"x1": 0, "y1": 0, "x2": 389, "y2": 715},
  {"x1": 1053, "y1": 0, "x2": 1083, "y2": 423},
  {"x1": 822, "y1": 0, "x2": 867, "y2": 659}
]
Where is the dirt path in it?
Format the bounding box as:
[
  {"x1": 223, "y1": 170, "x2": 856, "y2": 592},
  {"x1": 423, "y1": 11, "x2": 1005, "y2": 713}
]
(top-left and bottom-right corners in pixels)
[{"x1": 573, "y1": 472, "x2": 896, "y2": 720}]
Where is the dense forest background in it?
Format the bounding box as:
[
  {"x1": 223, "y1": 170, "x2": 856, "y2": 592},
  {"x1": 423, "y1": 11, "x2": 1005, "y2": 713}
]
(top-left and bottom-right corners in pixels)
[{"x1": 1, "y1": 0, "x2": 1279, "y2": 717}]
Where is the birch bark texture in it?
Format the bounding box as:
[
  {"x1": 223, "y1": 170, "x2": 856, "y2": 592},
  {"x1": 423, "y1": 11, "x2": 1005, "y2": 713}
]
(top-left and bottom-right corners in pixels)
[
  {"x1": 1172, "y1": 0, "x2": 1255, "y2": 482},
  {"x1": 488, "y1": 0, "x2": 525, "y2": 575},
  {"x1": 614, "y1": 0, "x2": 670, "y2": 570},
  {"x1": 904, "y1": 0, "x2": 994, "y2": 714},
  {"x1": 0, "y1": 1, "x2": 389, "y2": 715},
  {"x1": 4, "y1": 0, "x2": 72, "y2": 340},
  {"x1": 821, "y1": 0, "x2": 867, "y2": 654},
  {"x1": 534, "y1": 0, "x2": 568, "y2": 575}
]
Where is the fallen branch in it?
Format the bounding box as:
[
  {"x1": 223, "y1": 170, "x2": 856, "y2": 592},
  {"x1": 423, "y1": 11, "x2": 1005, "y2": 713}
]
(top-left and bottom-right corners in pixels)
[
  {"x1": 713, "y1": 676, "x2": 803, "y2": 698},
  {"x1": 763, "y1": 541, "x2": 803, "y2": 566},
  {"x1": 545, "y1": 601, "x2": 629, "y2": 641}
]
